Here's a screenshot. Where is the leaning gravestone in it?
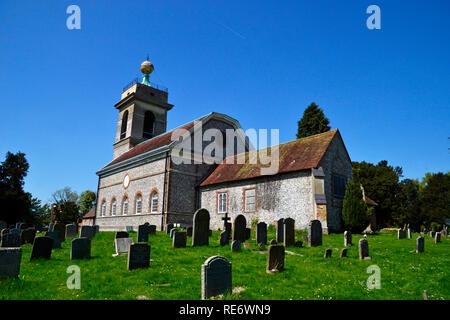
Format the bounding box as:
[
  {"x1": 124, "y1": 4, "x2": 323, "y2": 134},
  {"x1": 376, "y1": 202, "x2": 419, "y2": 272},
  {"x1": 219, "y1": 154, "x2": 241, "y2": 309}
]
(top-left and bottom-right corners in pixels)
[
  {"x1": 115, "y1": 231, "x2": 129, "y2": 239},
  {"x1": 232, "y1": 214, "x2": 246, "y2": 243},
  {"x1": 127, "y1": 243, "x2": 150, "y2": 270},
  {"x1": 113, "y1": 237, "x2": 134, "y2": 256},
  {"x1": 307, "y1": 220, "x2": 322, "y2": 247},
  {"x1": 166, "y1": 223, "x2": 174, "y2": 235},
  {"x1": 71, "y1": 238, "x2": 91, "y2": 260},
  {"x1": 80, "y1": 226, "x2": 94, "y2": 240},
  {"x1": 201, "y1": 256, "x2": 232, "y2": 300},
  {"x1": 231, "y1": 240, "x2": 241, "y2": 252},
  {"x1": 65, "y1": 224, "x2": 78, "y2": 238},
  {"x1": 358, "y1": 239, "x2": 371, "y2": 260},
  {"x1": 45, "y1": 232, "x2": 61, "y2": 249},
  {"x1": 256, "y1": 222, "x2": 267, "y2": 245},
  {"x1": 137, "y1": 224, "x2": 150, "y2": 242},
  {"x1": 344, "y1": 231, "x2": 352, "y2": 246},
  {"x1": 276, "y1": 218, "x2": 284, "y2": 243},
  {"x1": 416, "y1": 236, "x2": 425, "y2": 253},
  {"x1": 21, "y1": 228, "x2": 36, "y2": 245},
  {"x1": 173, "y1": 231, "x2": 187, "y2": 248},
  {"x1": 435, "y1": 232, "x2": 441, "y2": 243},
  {"x1": 284, "y1": 218, "x2": 295, "y2": 247},
  {"x1": 30, "y1": 236, "x2": 53, "y2": 260},
  {"x1": 192, "y1": 209, "x2": 210, "y2": 247},
  {"x1": 53, "y1": 223, "x2": 66, "y2": 242},
  {"x1": 267, "y1": 244, "x2": 285, "y2": 273},
  {"x1": 0, "y1": 248, "x2": 22, "y2": 278},
  {"x1": 1, "y1": 233, "x2": 21, "y2": 248},
  {"x1": 219, "y1": 231, "x2": 229, "y2": 246}
]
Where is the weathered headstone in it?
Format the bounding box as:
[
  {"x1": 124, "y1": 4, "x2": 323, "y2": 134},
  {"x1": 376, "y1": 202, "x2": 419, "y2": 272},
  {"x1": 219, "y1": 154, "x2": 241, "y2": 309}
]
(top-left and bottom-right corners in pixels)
[
  {"x1": 201, "y1": 256, "x2": 232, "y2": 300},
  {"x1": 1, "y1": 233, "x2": 21, "y2": 248},
  {"x1": 435, "y1": 232, "x2": 441, "y2": 243},
  {"x1": 113, "y1": 237, "x2": 134, "y2": 256},
  {"x1": 358, "y1": 239, "x2": 371, "y2": 260},
  {"x1": 137, "y1": 224, "x2": 150, "y2": 243},
  {"x1": 416, "y1": 236, "x2": 424, "y2": 253},
  {"x1": 80, "y1": 226, "x2": 94, "y2": 240},
  {"x1": 115, "y1": 231, "x2": 129, "y2": 239},
  {"x1": 256, "y1": 222, "x2": 267, "y2": 246},
  {"x1": 30, "y1": 236, "x2": 53, "y2": 260},
  {"x1": 71, "y1": 238, "x2": 91, "y2": 260},
  {"x1": 340, "y1": 248, "x2": 348, "y2": 258},
  {"x1": 170, "y1": 228, "x2": 178, "y2": 239},
  {"x1": 344, "y1": 231, "x2": 352, "y2": 246},
  {"x1": 307, "y1": 220, "x2": 322, "y2": 247},
  {"x1": 53, "y1": 223, "x2": 66, "y2": 242},
  {"x1": 266, "y1": 245, "x2": 285, "y2": 273},
  {"x1": 232, "y1": 214, "x2": 246, "y2": 243},
  {"x1": 166, "y1": 223, "x2": 174, "y2": 235},
  {"x1": 276, "y1": 218, "x2": 284, "y2": 243},
  {"x1": 324, "y1": 248, "x2": 332, "y2": 258},
  {"x1": 219, "y1": 231, "x2": 229, "y2": 246},
  {"x1": 231, "y1": 240, "x2": 241, "y2": 252},
  {"x1": 127, "y1": 243, "x2": 150, "y2": 270},
  {"x1": 65, "y1": 224, "x2": 78, "y2": 239},
  {"x1": 192, "y1": 208, "x2": 210, "y2": 247},
  {"x1": 0, "y1": 248, "x2": 22, "y2": 278},
  {"x1": 283, "y1": 218, "x2": 295, "y2": 247},
  {"x1": 21, "y1": 228, "x2": 36, "y2": 245},
  {"x1": 186, "y1": 226, "x2": 193, "y2": 237},
  {"x1": 45, "y1": 232, "x2": 61, "y2": 249},
  {"x1": 172, "y1": 231, "x2": 187, "y2": 248}
]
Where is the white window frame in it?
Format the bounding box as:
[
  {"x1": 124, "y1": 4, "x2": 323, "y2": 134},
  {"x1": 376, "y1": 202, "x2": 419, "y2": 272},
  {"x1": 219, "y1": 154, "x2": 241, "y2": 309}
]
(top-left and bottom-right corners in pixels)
[
  {"x1": 101, "y1": 201, "x2": 106, "y2": 217},
  {"x1": 150, "y1": 192, "x2": 158, "y2": 213},
  {"x1": 244, "y1": 188, "x2": 256, "y2": 213},
  {"x1": 122, "y1": 197, "x2": 128, "y2": 216},
  {"x1": 136, "y1": 194, "x2": 142, "y2": 214},
  {"x1": 218, "y1": 192, "x2": 228, "y2": 214},
  {"x1": 111, "y1": 199, "x2": 116, "y2": 216}
]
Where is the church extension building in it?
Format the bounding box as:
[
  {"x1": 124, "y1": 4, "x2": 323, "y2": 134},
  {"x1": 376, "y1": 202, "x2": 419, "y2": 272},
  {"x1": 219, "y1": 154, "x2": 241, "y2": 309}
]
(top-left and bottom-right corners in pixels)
[{"x1": 91, "y1": 59, "x2": 352, "y2": 233}]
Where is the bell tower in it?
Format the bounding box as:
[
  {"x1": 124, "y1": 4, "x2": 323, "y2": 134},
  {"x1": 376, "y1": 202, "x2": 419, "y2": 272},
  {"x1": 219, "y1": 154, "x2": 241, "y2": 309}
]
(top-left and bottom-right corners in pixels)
[{"x1": 113, "y1": 58, "x2": 173, "y2": 160}]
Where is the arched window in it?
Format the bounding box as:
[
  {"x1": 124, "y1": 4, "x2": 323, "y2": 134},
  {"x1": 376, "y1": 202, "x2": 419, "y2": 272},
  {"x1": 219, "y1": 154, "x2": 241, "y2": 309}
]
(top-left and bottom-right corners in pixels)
[
  {"x1": 143, "y1": 111, "x2": 155, "y2": 139},
  {"x1": 111, "y1": 198, "x2": 116, "y2": 216},
  {"x1": 150, "y1": 191, "x2": 158, "y2": 213},
  {"x1": 135, "y1": 194, "x2": 142, "y2": 214},
  {"x1": 120, "y1": 110, "x2": 129, "y2": 140},
  {"x1": 101, "y1": 200, "x2": 106, "y2": 217},
  {"x1": 122, "y1": 196, "x2": 129, "y2": 215}
]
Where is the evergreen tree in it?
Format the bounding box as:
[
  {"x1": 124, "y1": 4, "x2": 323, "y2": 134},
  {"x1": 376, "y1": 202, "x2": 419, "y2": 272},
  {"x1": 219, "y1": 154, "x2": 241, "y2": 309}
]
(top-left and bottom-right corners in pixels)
[
  {"x1": 296, "y1": 102, "x2": 331, "y2": 139},
  {"x1": 77, "y1": 190, "x2": 96, "y2": 216},
  {"x1": 342, "y1": 179, "x2": 370, "y2": 233},
  {"x1": 420, "y1": 172, "x2": 450, "y2": 228}
]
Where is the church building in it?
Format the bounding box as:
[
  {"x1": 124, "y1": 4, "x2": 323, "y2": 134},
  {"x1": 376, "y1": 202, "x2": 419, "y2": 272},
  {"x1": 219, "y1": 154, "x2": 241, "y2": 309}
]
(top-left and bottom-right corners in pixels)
[{"x1": 91, "y1": 59, "x2": 353, "y2": 233}]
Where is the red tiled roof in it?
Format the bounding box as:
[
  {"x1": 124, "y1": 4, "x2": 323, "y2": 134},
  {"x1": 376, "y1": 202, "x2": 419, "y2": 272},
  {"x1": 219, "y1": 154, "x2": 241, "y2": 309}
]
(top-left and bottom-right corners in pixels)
[
  {"x1": 82, "y1": 207, "x2": 96, "y2": 219},
  {"x1": 200, "y1": 129, "x2": 340, "y2": 186}
]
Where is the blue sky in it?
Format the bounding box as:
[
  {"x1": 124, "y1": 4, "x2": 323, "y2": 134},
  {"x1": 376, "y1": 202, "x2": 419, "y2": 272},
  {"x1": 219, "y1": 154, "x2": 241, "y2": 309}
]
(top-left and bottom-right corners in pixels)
[{"x1": 0, "y1": 0, "x2": 449, "y2": 204}]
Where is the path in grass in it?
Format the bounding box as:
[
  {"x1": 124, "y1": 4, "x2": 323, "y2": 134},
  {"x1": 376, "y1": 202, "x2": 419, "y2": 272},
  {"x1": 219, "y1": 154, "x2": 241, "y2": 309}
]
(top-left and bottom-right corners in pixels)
[{"x1": 1, "y1": 230, "x2": 448, "y2": 300}]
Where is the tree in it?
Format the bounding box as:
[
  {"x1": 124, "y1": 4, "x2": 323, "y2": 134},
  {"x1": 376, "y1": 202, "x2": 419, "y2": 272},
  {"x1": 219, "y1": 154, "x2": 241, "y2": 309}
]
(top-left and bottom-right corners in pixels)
[
  {"x1": 296, "y1": 102, "x2": 331, "y2": 139},
  {"x1": 420, "y1": 172, "x2": 450, "y2": 228},
  {"x1": 78, "y1": 190, "x2": 96, "y2": 216},
  {"x1": 394, "y1": 179, "x2": 421, "y2": 230},
  {"x1": 51, "y1": 187, "x2": 78, "y2": 205},
  {"x1": 58, "y1": 201, "x2": 80, "y2": 225},
  {"x1": 342, "y1": 179, "x2": 370, "y2": 233}
]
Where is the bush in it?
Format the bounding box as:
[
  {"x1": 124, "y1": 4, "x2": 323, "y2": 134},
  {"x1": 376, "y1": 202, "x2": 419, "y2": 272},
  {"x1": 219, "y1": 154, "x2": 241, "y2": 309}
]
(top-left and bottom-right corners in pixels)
[
  {"x1": 251, "y1": 218, "x2": 259, "y2": 230},
  {"x1": 342, "y1": 179, "x2": 370, "y2": 233},
  {"x1": 430, "y1": 222, "x2": 441, "y2": 232}
]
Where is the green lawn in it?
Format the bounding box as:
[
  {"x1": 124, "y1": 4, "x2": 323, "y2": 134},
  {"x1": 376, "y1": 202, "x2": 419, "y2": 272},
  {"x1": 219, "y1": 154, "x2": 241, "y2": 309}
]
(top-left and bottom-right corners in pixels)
[{"x1": 1, "y1": 229, "x2": 448, "y2": 300}]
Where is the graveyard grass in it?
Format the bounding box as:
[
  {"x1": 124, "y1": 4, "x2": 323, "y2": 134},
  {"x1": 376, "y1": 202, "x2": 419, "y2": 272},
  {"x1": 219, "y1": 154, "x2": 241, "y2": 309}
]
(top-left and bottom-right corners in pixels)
[{"x1": 1, "y1": 230, "x2": 449, "y2": 300}]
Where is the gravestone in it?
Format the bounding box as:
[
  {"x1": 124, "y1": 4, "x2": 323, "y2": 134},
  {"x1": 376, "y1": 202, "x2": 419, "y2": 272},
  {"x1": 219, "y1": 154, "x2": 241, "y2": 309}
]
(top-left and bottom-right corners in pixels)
[
  {"x1": 231, "y1": 240, "x2": 241, "y2": 252},
  {"x1": 283, "y1": 218, "x2": 295, "y2": 247},
  {"x1": 256, "y1": 222, "x2": 267, "y2": 246},
  {"x1": 344, "y1": 231, "x2": 352, "y2": 246},
  {"x1": 126, "y1": 226, "x2": 134, "y2": 232},
  {"x1": 0, "y1": 248, "x2": 22, "y2": 278},
  {"x1": 429, "y1": 231, "x2": 436, "y2": 238},
  {"x1": 186, "y1": 226, "x2": 193, "y2": 237},
  {"x1": 115, "y1": 231, "x2": 129, "y2": 239},
  {"x1": 30, "y1": 236, "x2": 53, "y2": 260},
  {"x1": 192, "y1": 208, "x2": 210, "y2": 247},
  {"x1": 48, "y1": 223, "x2": 54, "y2": 232},
  {"x1": 307, "y1": 220, "x2": 322, "y2": 247},
  {"x1": 1, "y1": 228, "x2": 9, "y2": 238},
  {"x1": 269, "y1": 239, "x2": 277, "y2": 245},
  {"x1": 201, "y1": 256, "x2": 232, "y2": 300},
  {"x1": 65, "y1": 224, "x2": 78, "y2": 239},
  {"x1": 407, "y1": 228, "x2": 412, "y2": 239},
  {"x1": 219, "y1": 231, "x2": 229, "y2": 246},
  {"x1": 340, "y1": 248, "x2": 348, "y2": 258},
  {"x1": 45, "y1": 232, "x2": 61, "y2": 249},
  {"x1": 80, "y1": 226, "x2": 94, "y2": 240},
  {"x1": 1, "y1": 233, "x2": 21, "y2": 248},
  {"x1": 324, "y1": 248, "x2": 332, "y2": 258},
  {"x1": 71, "y1": 238, "x2": 91, "y2": 260},
  {"x1": 114, "y1": 237, "x2": 134, "y2": 256},
  {"x1": 170, "y1": 228, "x2": 178, "y2": 239},
  {"x1": 267, "y1": 245, "x2": 285, "y2": 273},
  {"x1": 127, "y1": 243, "x2": 150, "y2": 270},
  {"x1": 148, "y1": 225, "x2": 157, "y2": 235},
  {"x1": 398, "y1": 228, "x2": 406, "y2": 239},
  {"x1": 21, "y1": 228, "x2": 36, "y2": 245},
  {"x1": 17, "y1": 223, "x2": 26, "y2": 230},
  {"x1": 172, "y1": 231, "x2": 187, "y2": 248},
  {"x1": 358, "y1": 239, "x2": 371, "y2": 260},
  {"x1": 435, "y1": 232, "x2": 441, "y2": 243},
  {"x1": 276, "y1": 218, "x2": 284, "y2": 243},
  {"x1": 245, "y1": 228, "x2": 251, "y2": 241},
  {"x1": 137, "y1": 224, "x2": 150, "y2": 243},
  {"x1": 9, "y1": 228, "x2": 21, "y2": 236},
  {"x1": 232, "y1": 214, "x2": 246, "y2": 243},
  {"x1": 416, "y1": 236, "x2": 424, "y2": 253},
  {"x1": 53, "y1": 223, "x2": 66, "y2": 242},
  {"x1": 166, "y1": 224, "x2": 174, "y2": 235}
]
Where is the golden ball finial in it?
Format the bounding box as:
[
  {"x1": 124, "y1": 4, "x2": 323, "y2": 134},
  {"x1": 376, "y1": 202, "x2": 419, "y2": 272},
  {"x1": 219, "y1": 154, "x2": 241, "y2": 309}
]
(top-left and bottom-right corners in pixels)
[{"x1": 141, "y1": 60, "x2": 154, "y2": 74}]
